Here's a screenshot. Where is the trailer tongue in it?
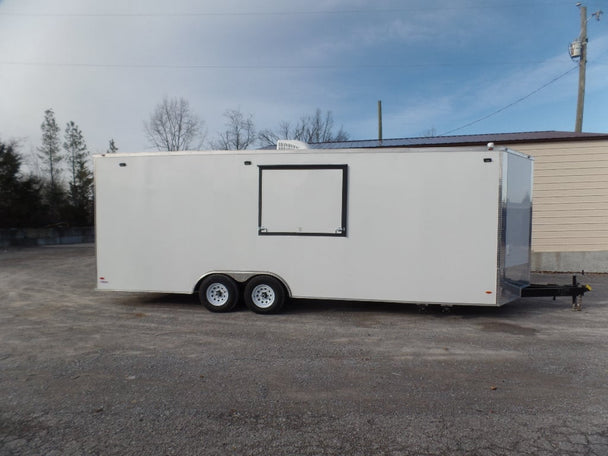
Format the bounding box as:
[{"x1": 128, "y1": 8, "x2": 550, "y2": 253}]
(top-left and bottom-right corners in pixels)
[{"x1": 520, "y1": 276, "x2": 592, "y2": 310}]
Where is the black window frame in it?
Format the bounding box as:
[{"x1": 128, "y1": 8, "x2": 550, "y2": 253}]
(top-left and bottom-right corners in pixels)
[{"x1": 257, "y1": 164, "x2": 348, "y2": 237}]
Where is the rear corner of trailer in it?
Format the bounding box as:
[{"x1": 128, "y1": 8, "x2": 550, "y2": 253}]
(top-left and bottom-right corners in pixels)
[
  {"x1": 94, "y1": 153, "x2": 135, "y2": 292},
  {"x1": 498, "y1": 149, "x2": 534, "y2": 305}
]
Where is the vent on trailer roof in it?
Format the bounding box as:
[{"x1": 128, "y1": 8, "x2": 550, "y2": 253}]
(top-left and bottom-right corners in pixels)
[{"x1": 276, "y1": 140, "x2": 309, "y2": 150}]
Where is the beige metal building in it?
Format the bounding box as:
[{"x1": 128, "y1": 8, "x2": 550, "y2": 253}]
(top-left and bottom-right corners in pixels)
[{"x1": 309, "y1": 131, "x2": 608, "y2": 272}]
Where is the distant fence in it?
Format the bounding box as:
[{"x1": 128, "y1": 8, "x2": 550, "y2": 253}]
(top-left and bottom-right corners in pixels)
[{"x1": 0, "y1": 227, "x2": 94, "y2": 248}]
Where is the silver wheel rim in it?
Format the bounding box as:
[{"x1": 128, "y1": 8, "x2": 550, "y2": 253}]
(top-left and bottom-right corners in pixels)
[
  {"x1": 206, "y1": 283, "x2": 230, "y2": 307},
  {"x1": 251, "y1": 284, "x2": 275, "y2": 309}
]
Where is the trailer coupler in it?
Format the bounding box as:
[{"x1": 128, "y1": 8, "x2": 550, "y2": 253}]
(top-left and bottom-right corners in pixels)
[{"x1": 521, "y1": 275, "x2": 591, "y2": 310}]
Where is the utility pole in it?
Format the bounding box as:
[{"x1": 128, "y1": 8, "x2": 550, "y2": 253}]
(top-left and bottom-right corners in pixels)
[
  {"x1": 572, "y1": 4, "x2": 603, "y2": 132},
  {"x1": 574, "y1": 4, "x2": 587, "y2": 133},
  {"x1": 378, "y1": 100, "x2": 383, "y2": 142}
]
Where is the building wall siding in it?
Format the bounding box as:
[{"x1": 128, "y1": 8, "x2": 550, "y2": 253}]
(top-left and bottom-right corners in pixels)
[{"x1": 512, "y1": 140, "x2": 608, "y2": 253}]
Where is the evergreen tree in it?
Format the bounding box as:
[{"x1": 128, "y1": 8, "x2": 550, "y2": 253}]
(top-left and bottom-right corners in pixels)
[
  {"x1": 71, "y1": 156, "x2": 94, "y2": 225},
  {"x1": 0, "y1": 141, "x2": 22, "y2": 226},
  {"x1": 37, "y1": 109, "x2": 64, "y2": 220},
  {"x1": 0, "y1": 140, "x2": 45, "y2": 227},
  {"x1": 63, "y1": 121, "x2": 93, "y2": 225},
  {"x1": 63, "y1": 121, "x2": 87, "y2": 200},
  {"x1": 38, "y1": 109, "x2": 62, "y2": 192}
]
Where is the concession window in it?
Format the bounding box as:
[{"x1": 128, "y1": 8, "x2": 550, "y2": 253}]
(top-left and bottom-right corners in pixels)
[{"x1": 257, "y1": 164, "x2": 348, "y2": 237}]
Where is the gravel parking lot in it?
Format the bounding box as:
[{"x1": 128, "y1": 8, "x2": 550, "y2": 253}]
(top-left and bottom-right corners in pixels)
[{"x1": 1, "y1": 245, "x2": 607, "y2": 455}]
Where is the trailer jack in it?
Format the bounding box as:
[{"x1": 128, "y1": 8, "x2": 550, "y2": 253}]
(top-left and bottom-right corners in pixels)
[{"x1": 521, "y1": 275, "x2": 592, "y2": 310}]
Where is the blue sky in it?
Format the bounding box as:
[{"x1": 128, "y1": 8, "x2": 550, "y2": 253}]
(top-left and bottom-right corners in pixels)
[{"x1": 0, "y1": 0, "x2": 606, "y2": 154}]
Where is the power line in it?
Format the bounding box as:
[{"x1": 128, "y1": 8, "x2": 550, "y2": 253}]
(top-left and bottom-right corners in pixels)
[
  {"x1": 0, "y1": 1, "x2": 577, "y2": 18},
  {"x1": 440, "y1": 65, "x2": 579, "y2": 136},
  {"x1": 0, "y1": 60, "x2": 550, "y2": 70},
  {"x1": 440, "y1": 40, "x2": 608, "y2": 136}
]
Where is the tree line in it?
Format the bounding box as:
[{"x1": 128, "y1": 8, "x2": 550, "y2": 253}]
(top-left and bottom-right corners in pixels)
[
  {"x1": 143, "y1": 97, "x2": 349, "y2": 151},
  {"x1": 1, "y1": 99, "x2": 349, "y2": 228},
  {"x1": 1, "y1": 109, "x2": 98, "y2": 229}
]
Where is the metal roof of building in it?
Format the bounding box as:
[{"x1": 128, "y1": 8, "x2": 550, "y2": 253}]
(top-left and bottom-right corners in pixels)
[{"x1": 302, "y1": 130, "x2": 608, "y2": 149}]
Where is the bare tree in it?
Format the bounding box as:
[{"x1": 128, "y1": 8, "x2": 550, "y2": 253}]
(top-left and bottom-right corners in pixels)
[
  {"x1": 258, "y1": 121, "x2": 291, "y2": 148},
  {"x1": 107, "y1": 138, "x2": 118, "y2": 153},
  {"x1": 211, "y1": 109, "x2": 256, "y2": 150},
  {"x1": 259, "y1": 109, "x2": 349, "y2": 147},
  {"x1": 144, "y1": 97, "x2": 206, "y2": 151}
]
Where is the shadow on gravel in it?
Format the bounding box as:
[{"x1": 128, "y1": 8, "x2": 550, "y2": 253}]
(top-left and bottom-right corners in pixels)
[
  {"x1": 115, "y1": 293, "x2": 200, "y2": 309},
  {"x1": 106, "y1": 289, "x2": 585, "y2": 319},
  {"x1": 286, "y1": 295, "x2": 577, "y2": 319},
  {"x1": 98, "y1": 271, "x2": 599, "y2": 318}
]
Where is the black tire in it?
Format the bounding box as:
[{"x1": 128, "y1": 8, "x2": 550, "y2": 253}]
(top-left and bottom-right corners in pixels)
[
  {"x1": 198, "y1": 274, "x2": 239, "y2": 312},
  {"x1": 243, "y1": 275, "x2": 286, "y2": 314}
]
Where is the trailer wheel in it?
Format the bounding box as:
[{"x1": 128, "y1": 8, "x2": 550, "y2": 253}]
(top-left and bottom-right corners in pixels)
[
  {"x1": 198, "y1": 274, "x2": 239, "y2": 312},
  {"x1": 244, "y1": 275, "x2": 286, "y2": 314}
]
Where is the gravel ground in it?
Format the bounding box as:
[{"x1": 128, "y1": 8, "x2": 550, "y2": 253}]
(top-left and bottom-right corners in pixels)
[{"x1": 1, "y1": 245, "x2": 607, "y2": 456}]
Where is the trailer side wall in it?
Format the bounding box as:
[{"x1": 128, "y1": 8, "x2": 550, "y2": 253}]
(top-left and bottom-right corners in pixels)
[{"x1": 95, "y1": 148, "x2": 526, "y2": 306}]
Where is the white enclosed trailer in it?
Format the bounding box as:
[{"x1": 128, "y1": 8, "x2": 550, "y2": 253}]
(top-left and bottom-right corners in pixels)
[{"x1": 94, "y1": 146, "x2": 534, "y2": 313}]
